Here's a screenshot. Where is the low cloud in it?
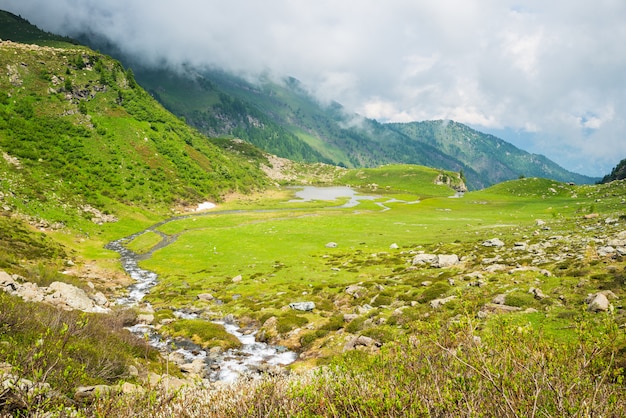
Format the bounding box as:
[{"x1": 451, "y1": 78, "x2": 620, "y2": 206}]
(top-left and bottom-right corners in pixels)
[{"x1": 4, "y1": 0, "x2": 626, "y2": 176}]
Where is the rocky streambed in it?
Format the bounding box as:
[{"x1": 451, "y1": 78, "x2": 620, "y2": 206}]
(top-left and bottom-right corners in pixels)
[{"x1": 106, "y1": 225, "x2": 297, "y2": 382}]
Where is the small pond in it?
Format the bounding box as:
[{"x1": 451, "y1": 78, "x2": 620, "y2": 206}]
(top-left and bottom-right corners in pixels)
[{"x1": 288, "y1": 186, "x2": 379, "y2": 208}]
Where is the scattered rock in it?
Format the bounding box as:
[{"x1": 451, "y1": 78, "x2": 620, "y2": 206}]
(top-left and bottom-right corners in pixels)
[
  {"x1": 430, "y1": 295, "x2": 456, "y2": 309},
  {"x1": 492, "y1": 294, "x2": 507, "y2": 305},
  {"x1": 433, "y1": 254, "x2": 460, "y2": 268},
  {"x1": 289, "y1": 301, "x2": 315, "y2": 312},
  {"x1": 529, "y1": 287, "x2": 547, "y2": 300},
  {"x1": 197, "y1": 293, "x2": 214, "y2": 301},
  {"x1": 232, "y1": 275, "x2": 243, "y2": 283},
  {"x1": 482, "y1": 238, "x2": 505, "y2": 247},
  {"x1": 412, "y1": 253, "x2": 438, "y2": 265},
  {"x1": 75, "y1": 385, "x2": 115, "y2": 401},
  {"x1": 344, "y1": 335, "x2": 382, "y2": 351},
  {"x1": 345, "y1": 285, "x2": 367, "y2": 298},
  {"x1": 480, "y1": 303, "x2": 522, "y2": 315},
  {"x1": 389, "y1": 243, "x2": 399, "y2": 249},
  {"x1": 587, "y1": 293, "x2": 611, "y2": 312},
  {"x1": 325, "y1": 242, "x2": 338, "y2": 248},
  {"x1": 597, "y1": 246, "x2": 616, "y2": 257}
]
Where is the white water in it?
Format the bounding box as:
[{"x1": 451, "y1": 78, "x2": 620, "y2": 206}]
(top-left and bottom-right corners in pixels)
[{"x1": 107, "y1": 232, "x2": 298, "y2": 382}]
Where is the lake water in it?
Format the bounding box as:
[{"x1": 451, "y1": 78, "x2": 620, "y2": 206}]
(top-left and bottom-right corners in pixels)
[{"x1": 288, "y1": 186, "x2": 379, "y2": 208}]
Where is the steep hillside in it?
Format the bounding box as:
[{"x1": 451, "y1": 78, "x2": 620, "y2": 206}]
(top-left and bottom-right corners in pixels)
[
  {"x1": 600, "y1": 158, "x2": 626, "y2": 183},
  {"x1": 0, "y1": 38, "x2": 269, "y2": 226}
]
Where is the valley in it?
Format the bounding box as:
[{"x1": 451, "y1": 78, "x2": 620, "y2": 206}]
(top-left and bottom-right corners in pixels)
[{"x1": 1, "y1": 10, "x2": 626, "y2": 416}]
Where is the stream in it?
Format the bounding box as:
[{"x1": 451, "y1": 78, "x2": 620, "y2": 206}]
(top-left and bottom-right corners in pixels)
[
  {"x1": 106, "y1": 229, "x2": 297, "y2": 382},
  {"x1": 106, "y1": 186, "x2": 409, "y2": 381}
]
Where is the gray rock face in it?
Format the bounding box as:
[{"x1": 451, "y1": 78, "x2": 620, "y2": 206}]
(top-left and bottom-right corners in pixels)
[
  {"x1": 289, "y1": 301, "x2": 315, "y2": 311},
  {"x1": 482, "y1": 238, "x2": 505, "y2": 247}
]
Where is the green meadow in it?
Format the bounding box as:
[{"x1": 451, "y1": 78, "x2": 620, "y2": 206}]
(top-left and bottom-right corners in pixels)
[{"x1": 121, "y1": 167, "x2": 626, "y2": 362}]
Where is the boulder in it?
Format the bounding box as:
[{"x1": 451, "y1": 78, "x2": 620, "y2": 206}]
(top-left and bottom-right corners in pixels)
[
  {"x1": 430, "y1": 295, "x2": 456, "y2": 309},
  {"x1": 492, "y1": 294, "x2": 507, "y2": 305},
  {"x1": 389, "y1": 243, "x2": 399, "y2": 249},
  {"x1": 345, "y1": 285, "x2": 367, "y2": 298},
  {"x1": 412, "y1": 253, "x2": 438, "y2": 265},
  {"x1": 344, "y1": 335, "x2": 382, "y2": 351},
  {"x1": 433, "y1": 254, "x2": 460, "y2": 268},
  {"x1": 197, "y1": 293, "x2": 214, "y2": 301},
  {"x1": 529, "y1": 287, "x2": 547, "y2": 300},
  {"x1": 482, "y1": 238, "x2": 505, "y2": 247},
  {"x1": 232, "y1": 275, "x2": 243, "y2": 283},
  {"x1": 325, "y1": 242, "x2": 338, "y2": 248},
  {"x1": 289, "y1": 301, "x2": 315, "y2": 312},
  {"x1": 45, "y1": 281, "x2": 106, "y2": 313},
  {"x1": 587, "y1": 293, "x2": 611, "y2": 312}
]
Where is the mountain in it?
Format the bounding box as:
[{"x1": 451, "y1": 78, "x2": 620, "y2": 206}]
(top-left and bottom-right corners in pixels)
[
  {"x1": 599, "y1": 158, "x2": 626, "y2": 183},
  {"x1": 0, "y1": 11, "x2": 269, "y2": 226},
  {"x1": 72, "y1": 32, "x2": 596, "y2": 189}
]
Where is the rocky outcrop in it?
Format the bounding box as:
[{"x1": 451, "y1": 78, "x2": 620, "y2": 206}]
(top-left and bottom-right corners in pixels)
[{"x1": 0, "y1": 271, "x2": 109, "y2": 313}]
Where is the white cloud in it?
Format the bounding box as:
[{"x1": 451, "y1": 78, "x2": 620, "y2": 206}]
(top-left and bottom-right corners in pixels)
[{"x1": 4, "y1": 0, "x2": 626, "y2": 176}]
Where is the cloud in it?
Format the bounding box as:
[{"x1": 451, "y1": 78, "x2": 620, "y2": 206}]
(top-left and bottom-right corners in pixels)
[{"x1": 4, "y1": 0, "x2": 626, "y2": 176}]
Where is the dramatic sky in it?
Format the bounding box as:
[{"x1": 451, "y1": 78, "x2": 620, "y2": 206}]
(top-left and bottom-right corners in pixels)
[{"x1": 4, "y1": 1, "x2": 626, "y2": 177}]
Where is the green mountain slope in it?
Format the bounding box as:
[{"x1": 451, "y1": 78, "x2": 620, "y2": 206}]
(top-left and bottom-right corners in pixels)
[
  {"x1": 70, "y1": 31, "x2": 597, "y2": 190},
  {"x1": 0, "y1": 19, "x2": 269, "y2": 225},
  {"x1": 386, "y1": 120, "x2": 595, "y2": 186}
]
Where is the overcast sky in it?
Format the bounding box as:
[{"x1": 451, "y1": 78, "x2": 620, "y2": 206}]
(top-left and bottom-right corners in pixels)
[{"x1": 4, "y1": 0, "x2": 626, "y2": 177}]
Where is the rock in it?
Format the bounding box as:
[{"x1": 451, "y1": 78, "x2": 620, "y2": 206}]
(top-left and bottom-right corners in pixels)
[
  {"x1": 597, "y1": 246, "x2": 616, "y2": 257},
  {"x1": 389, "y1": 243, "x2": 399, "y2": 249},
  {"x1": 587, "y1": 293, "x2": 611, "y2": 312},
  {"x1": 119, "y1": 382, "x2": 144, "y2": 395},
  {"x1": 430, "y1": 295, "x2": 456, "y2": 309},
  {"x1": 45, "y1": 281, "x2": 107, "y2": 313},
  {"x1": 180, "y1": 358, "x2": 206, "y2": 376},
  {"x1": 482, "y1": 238, "x2": 505, "y2": 247},
  {"x1": 91, "y1": 291, "x2": 109, "y2": 307},
  {"x1": 344, "y1": 314, "x2": 359, "y2": 322},
  {"x1": 584, "y1": 213, "x2": 599, "y2": 219},
  {"x1": 344, "y1": 335, "x2": 382, "y2": 351},
  {"x1": 535, "y1": 219, "x2": 546, "y2": 226},
  {"x1": 232, "y1": 275, "x2": 243, "y2": 283},
  {"x1": 421, "y1": 281, "x2": 432, "y2": 287},
  {"x1": 137, "y1": 314, "x2": 154, "y2": 324},
  {"x1": 480, "y1": 303, "x2": 521, "y2": 314},
  {"x1": 529, "y1": 287, "x2": 547, "y2": 300},
  {"x1": 412, "y1": 253, "x2": 438, "y2": 265},
  {"x1": 289, "y1": 301, "x2": 315, "y2": 312},
  {"x1": 345, "y1": 285, "x2": 367, "y2": 298},
  {"x1": 492, "y1": 294, "x2": 507, "y2": 305},
  {"x1": 325, "y1": 242, "x2": 338, "y2": 248},
  {"x1": 197, "y1": 293, "x2": 214, "y2": 301},
  {"x1": 75, "y1": 385, "x2": 115, "y2": 400},
  {"x1": 433, "y1": 254, "x2": 460, "y2": 268}
]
